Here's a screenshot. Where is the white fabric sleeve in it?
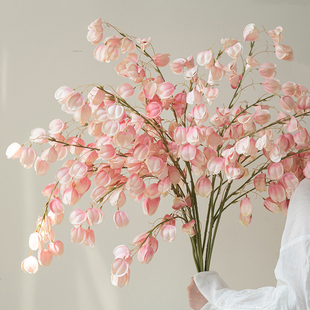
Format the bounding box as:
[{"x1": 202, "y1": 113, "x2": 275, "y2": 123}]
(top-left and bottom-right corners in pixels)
[{"x1": 194, "y1": 271, "x2": 293, "y2": 310}]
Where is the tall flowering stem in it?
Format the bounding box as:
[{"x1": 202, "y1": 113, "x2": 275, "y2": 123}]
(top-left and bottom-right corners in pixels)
[{"x1": 7, "y1": 20, "x2": 310, "y2": 284}]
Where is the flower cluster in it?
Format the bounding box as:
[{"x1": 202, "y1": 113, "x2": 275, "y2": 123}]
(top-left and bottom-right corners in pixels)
[{"x1": 7, "y1": 19, "x2": 310, "y2": 285}]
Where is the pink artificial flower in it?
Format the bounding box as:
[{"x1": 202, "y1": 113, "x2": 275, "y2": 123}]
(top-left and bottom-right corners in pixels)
[
  {"x1": 297, "y1": 95, "x2": 310, "y2": 110},
  {"x1": 268, "y1": 182, "x2": 286, "y2": 203},
  {"x1": 75, "y1": 177, "x2": 91, "y2": 195},
  {"x1": 245, "y1": 56, "x2": 260, "y2": 70},
  {"x1": 254, "y1": 173, "x2": 266, "y2": 192},
  {"x1": 243, "y1": 23, "x2": 259, "y2": 41},
  {"x1": 192, "y1": 103, "x2": 209, "y2": 123},
  {"x1": 121, "y1": 37, "x2": 135, "y2": 53},
  {"x1": 109, "y1": 189, "x2": 126, "y2": 208},
  {"x1": 48, "y1": 240, "x2": 64, "y2": 256},
  {"x1": 144, "y1": 183, "x2": 160, "y2": 199},
  {"x1": 275, "y1": 43, "x2": 293, "y2": 61},
  {"x1": 157, "y1": 82, "x2": 175, "y2": 99},
  {"x1": 56, "y1": 167, "x2": 72, "y2": 184},
  {"x1": 71, "y1": 226, "x2": 86, "y2": 244},
  {"x1": 111, "y1": 270, "x2": 130, "y2": 288},
  {"x1": 303, "y1": 162, "x2": 310, "y2": 179},
  {"x1": 69, "y1": 161, "x2": 88, "y2": 179},
  {"x1": 152, "y1": 53, "x2": 170, "y2": 67},
  {"x1": 294, "y1": 128, "x2": 310, "y2": 146},
  {"x1": 54, "y1": 86, "x2": 74, "y2": 104},
  {"x1": 136, "y1": 37, "x2": 151, "y2": 51},
  {"x1": 49, "y1": 212, "x2": 64, "y2": 225},
  {"x1": 196, "y1": 50, "x2": 213, "y2": 68},
  {"x1": 208, "y1": 62, "x2": 225, "y2": 84},
  {"x1": 98, "y1": 144, "x2": 116, "y2": 161},
  {"x1": 279, "y1": 96, "x2": 295, "y2": 112},
  {"x1": 187, "y1": 127, "x2": 203, "y2": 146},
  {"x1": 227, "y1": 72, "x2": 242, "y2": 89},
  {"x1": 21, "y1": 256, "x2": 39, "y2": 274},
  {"x1": 38, "y1": 249, "x2": 53, "y2": 266},
  {"x1": 282, "y1": 173, "x2": 299, "y2": 191},
  {"x1": 83, "y1": 229, "x2": 95, "y2": 247},
  {"x1": 225, "y1": 42, "x2": 243, "y2": 59},
  {"x1": 49, "y1": 197, "x2": 64, "y2": 215},
  {"x1": 34, "y1": 157, "x2": 50, "y2": 176},
  {"x1": 182, "y1": 220, "x2": 196, "y2": 237},
  {"x1": 69, "y1": 209, "x2": 87, "y2": 227},
  {"x1": 117, "y1": 83, "x2": 135, "y2": 98},
  {"x1": 74, "y1": 104, "x2": 91, "y2": 124},
  {"x1": 202, "y1": 87, "x2": 219, "y2": 105},
  {"x1": 168, "y1": 166, "x2": 181, "y2": 185},
  {"x1": 29, "y1": 232, "x2": 44, "y2": 251},
  {"x1": 146, "y1": 101, "x2": 162, "y2": 119},
  {"x1": 137, "y1": 245, "x2": 155, "y2": 264},
  {"x1": 20, "y1": 147, "x2": 37, "y2": 169},
  {"x1": 195, "y1": 175, "x2": 212, "y2": 197},
  {"x1": 281, "y1": 82, "x2": 297, "y2": 96},
  {"x1": 263, "y1": 78, "x2": 281, "y2": 94},
  {"x1": 253, "y1": 109, "x2": 271, "y2": 125},
  {"x1": 142, "y1": 197, "x2": 160, "y2": 216},
  {"x1": 112, "y1": 258, "x2": 129, "y2": 276},
  {"x1": 240, "y1": 197, "x2": 252, "y2": 216},
  {"x1": 87, "y1": 207, "x2": 104, "y2": 226},
  {"x1": 259, "y1": 62, "x2": 276, "y2": 79},
  {"x1": 113, "y1": 210, "x2": 130, "y2": 228},
  {"x1": 6, "y1": 142, "x2": 23, "y2": 159},
  {"x1": 239, "y1": 213, "x2": 252, "y2": 227},
  {"x1": 62, "y1": 187, "x2": 80, "y2": 206},
  {"x1": 170, "y1": 58, "x2": 186, "y2": 75},
  {"x1": 160, "y1": 225, "x2": 176, "y2": 242},
  {"x1": 267, "y1": 26, "x2": 283, "y2": 44},
  {"x1": 41, "y1": 147, "x2": 58, "y2": 164},
  {"x1": 179, "y1": 144, "x2": 197, "y2": 161},
  {"x1": 268, "y1": 162, "x2": 284, "y2": 180},
  {"x1": 157, "y1": 178, "x2": 171, "y2": 197},
  {"x1": 264, "y1": 197, "x2": 280, "y2": 213}
]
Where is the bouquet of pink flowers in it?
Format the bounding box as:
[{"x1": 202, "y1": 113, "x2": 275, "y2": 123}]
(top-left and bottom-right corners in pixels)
[{"x1": 7, "y1": 19, "x2": 310, "y2": 287}]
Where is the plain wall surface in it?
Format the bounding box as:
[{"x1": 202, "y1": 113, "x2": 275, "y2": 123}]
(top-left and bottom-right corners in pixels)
[{"x1": 1, "y1": 1, "x2": 310, "y2": 309}]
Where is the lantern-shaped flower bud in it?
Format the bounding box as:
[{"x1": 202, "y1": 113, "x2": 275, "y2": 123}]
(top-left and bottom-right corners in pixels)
[
  {"x1": 259, "y1": 62, "x2": 276, "y2": 78},
  {"x1": 71, "y1": 226, "x2": 86, "y2": 244},
  {"x1": 263, "y1": 78, "x2": 281, "y2": 94},
  {"x1": 69, "y1": 209, "x2": 87, "y2": 227},
  {"x1": 275, "y1": 44, "x2": 293, "y2": 61},
  {"x1": 21, "y1": 256, "x2": 39, "y2": 274},
  {"x1": 186, "y1": 89, "x2": 203, "y2": 105},
  {"x1": 268, "y1": 162, "x2": 284, "y2": 180},
  {"x1": 137, "y1": 245, "x2": 155, "y2": 264},
  {"x1": 117, "y1": 83, "x2": 135, "y2": 98},
  {"x1": 281, "y1": 82, "x2": 297, "y2": 96},
  {"x1": 83, "y1": 229, "x2": 95, "y2": 247},
  {"x1": 112, "y1": 258, "x2": 129, "y2": 277},
  {"x1": 303, "y1": 161, "x2": 310, "y2": 179},
  {"x1": 254, "y1": 173, "x2": 266, "y2": 192},
  {"x1": 29, "y1": 232, "x2": 44, "y2": 251},
  {"x1": 6, "y1": 142, "x2": 23, "y2": 159},
  {"x1": 182, "y1": 220, "x2": 196, "y2": 237},
  {"x1": 240, "y1": 197, "x2": 252, "y2": 217},
  {"x1": 195, "y1": 175, "x2": 212, "y2": 197},
  {"x1": 239, "y1": 213, "x2": 252, "y2": 227},
  {"x1": 87, "y1": 208, "x2": 104, "y2": 226},
  {"x1": 197, "y1": 50, "x2": 213, "y2": 68},
  {"x1": 264, "y1": 197, "x2": 281, "y2": 213},
  {"x1": 282, "y1": 173, "x2": 299, "y2": 191},
  {"x1": 279, "y1": 96, "x2": 295, "y2": 112},
  {"x1": 49, "y1": 197, "x2": 64, "y2": 215},
  {"x1": 243, "y1": 23, "x2": 259, "y2": 41},
  {"x1": 142, "y1": 197, "x2": 160, "y2": 216},
  {"x1": 253, "y1": 109, "x2": 271, "y2": 125},
  {"x1": 62, "y1": 187, "x2": 80, "y2": 206},
  {"x1": 268, "y1": 183, "x2": 286, "y2": 203},
  {"x1": 38, "y1": 249, "x2": 53, "y2": 266},
  {"x1": 113, "y1": 210, "x2": 130, "y2": 228},
  {"x1": 160, "y1": 225, "x2": 176, "y2": 242},
  {"x1": 48, "y1": 240, "x2": 64, "y2": 256},
  {"x1": 20, "y1": 147, "x2": 37, "y2": 169},
  {"x1": 152, "y1": 53, "x2": 170, "y2": 67}
]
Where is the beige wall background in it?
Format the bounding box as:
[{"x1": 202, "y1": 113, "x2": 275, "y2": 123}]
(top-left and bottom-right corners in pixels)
[{"x1": 1, "y1": 0, "x2": 310, "y2": 309}]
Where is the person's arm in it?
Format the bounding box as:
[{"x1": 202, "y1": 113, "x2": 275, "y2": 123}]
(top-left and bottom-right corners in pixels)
[{"x1": 193, "y1": 271, "x2": 294, "y2": 310}]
